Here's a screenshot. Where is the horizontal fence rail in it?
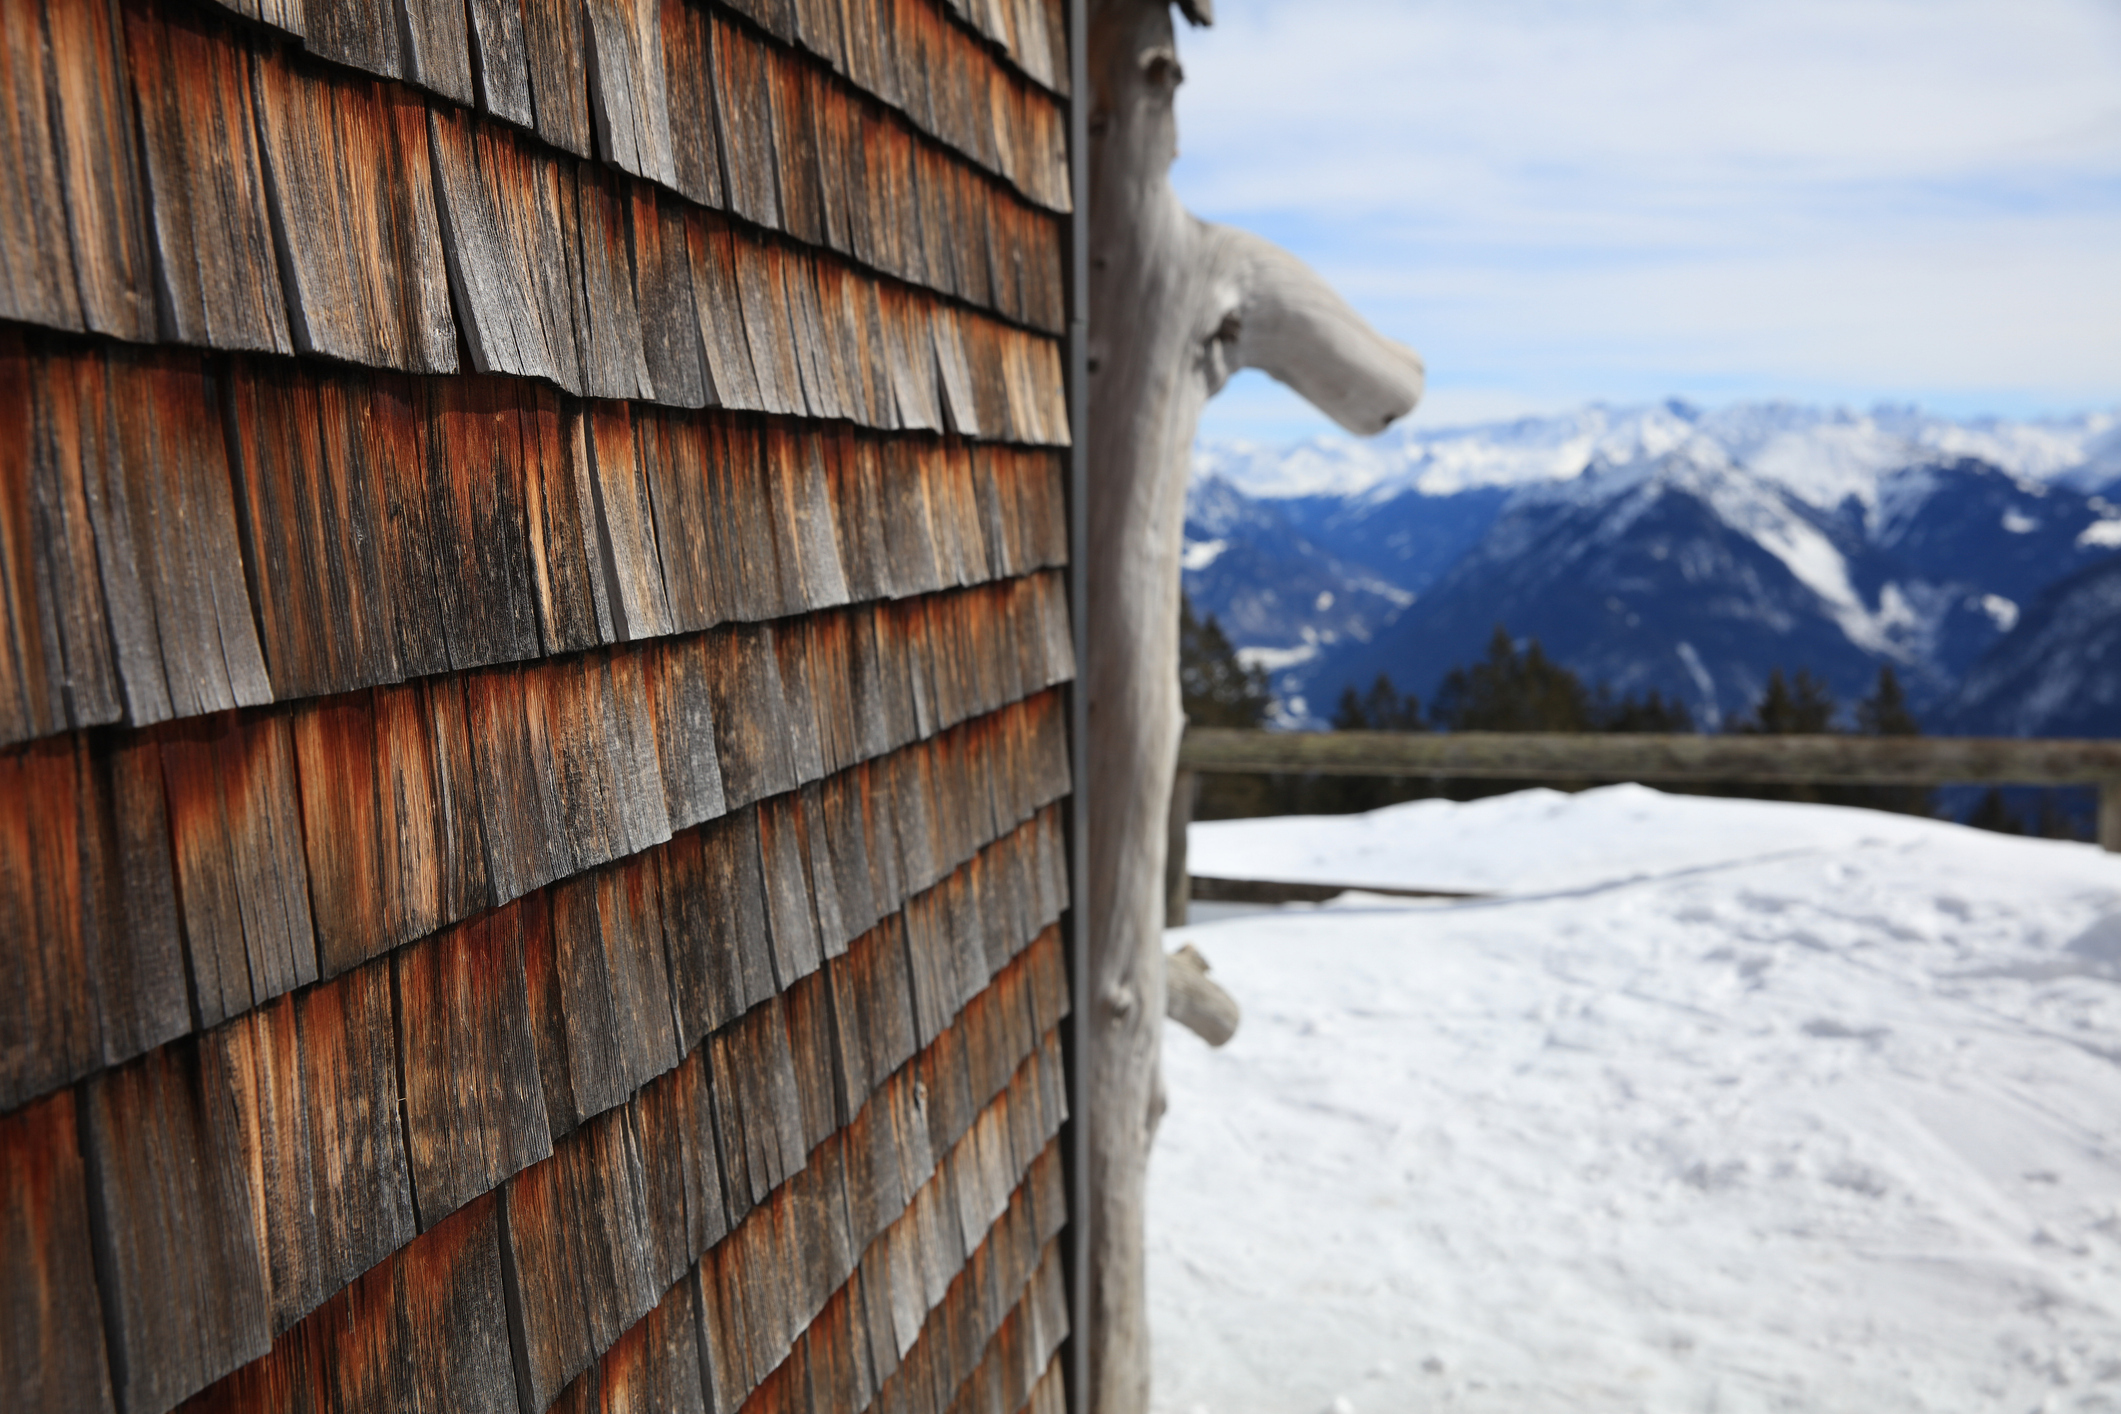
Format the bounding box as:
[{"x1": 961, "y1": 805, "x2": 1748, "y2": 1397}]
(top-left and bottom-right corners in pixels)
[
  {"x1": 1177, "y1": 729, "x2": 2121, "y2": 787},
  {"x1": 1166, "y1": 731, "x2": 2121, "y2": 921}
]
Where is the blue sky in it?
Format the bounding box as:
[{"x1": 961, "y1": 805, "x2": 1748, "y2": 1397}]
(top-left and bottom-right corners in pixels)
[{"x1": 1167, "y1": 0, "x2": 2121, "y2": 440}]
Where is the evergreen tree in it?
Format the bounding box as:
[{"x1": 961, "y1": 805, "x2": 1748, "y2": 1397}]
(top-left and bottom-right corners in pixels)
[
  {"x1": 1178, "y1": 593, "x2": 1272, "y2": 729},
  {"x1": 1967, "y1": 787, "x2": 2022, "y2": 835},
  {"x1": 1431, "y1": 626, "x2": 1592, "y2": 732},
  {"x1": 1592, "y1": 687, "x2": 1695, "y2": 733},
  {"x1": 1855, "y1": 665, "x2": 1919, "y2": 736},
  {"x1": 1739, "y1": 668, "x2": 1837, "y2": 734},
  {"x1": 1332, "y1": 673, "x2": 1426, "y2": 733},
  {"x1": 1178, "y1": 594, "x2": 1276, "y2": 820},
  {"x1": 1853, "y1": 665, "x2": 1929, "y2": 815}
]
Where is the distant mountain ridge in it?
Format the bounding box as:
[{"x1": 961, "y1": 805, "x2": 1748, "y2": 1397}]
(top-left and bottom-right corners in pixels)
[
  {"x1": 1183, "y1": 400, "x2": 2121, "y2": 730},
  {"x1": 1195, "y1": 399, "x2": 2121, "y2": 503}
]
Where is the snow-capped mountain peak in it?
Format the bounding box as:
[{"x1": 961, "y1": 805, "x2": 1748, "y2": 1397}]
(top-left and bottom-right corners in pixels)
[
  {"x1": 1193, "y1": 399, "x2": 2121, "y2": 513},
  {"x1": 1183, "y1": 398, "x2": 2121, "y2": 732}
]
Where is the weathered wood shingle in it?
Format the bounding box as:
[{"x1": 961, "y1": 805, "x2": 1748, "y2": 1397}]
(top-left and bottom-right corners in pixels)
[{"x1": 2, "y1": 3, "x2": 1074, "y2": 1411}]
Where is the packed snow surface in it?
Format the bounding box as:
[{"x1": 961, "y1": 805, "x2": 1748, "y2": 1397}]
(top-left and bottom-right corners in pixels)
[{"x1": 1152, "y1": 787, "x2": 2121, "y2": 1413}]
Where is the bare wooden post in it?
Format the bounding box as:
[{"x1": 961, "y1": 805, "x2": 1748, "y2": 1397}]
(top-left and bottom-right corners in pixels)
[
  {"x1": 1164, "y1": 769, "x2": 1194, "y2": 928},
  {"x1": 1083, "y1": 6, "x2": 1425, "y2": 1412},
  {"x1": 2102, "y1": 781, "x2": 2121, "y2": 853}
]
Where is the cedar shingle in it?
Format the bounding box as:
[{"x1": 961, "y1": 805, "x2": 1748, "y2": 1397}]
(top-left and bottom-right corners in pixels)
[
  {"x1": 0, "y1": 1090, "x2": 115, "y2": 1414},
  {"x1": 395, "y1": 903, "x2": 552, "y2": 1227},
  {"x1": 81, "y1": 1036, "x2": 274, "y2": 1414}
]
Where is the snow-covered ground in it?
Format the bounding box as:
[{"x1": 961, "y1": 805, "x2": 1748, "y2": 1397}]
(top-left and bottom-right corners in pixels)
[{"x1": 1151, "y1": 787, "x2": 2121, "y2": 1414}]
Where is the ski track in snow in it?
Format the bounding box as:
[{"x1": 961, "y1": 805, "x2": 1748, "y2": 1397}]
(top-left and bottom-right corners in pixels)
[{"x1": 1151, "y1": 787, "x2": 2121, "y2": 1414}]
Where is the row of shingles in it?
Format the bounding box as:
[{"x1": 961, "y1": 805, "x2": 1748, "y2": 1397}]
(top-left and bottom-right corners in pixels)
[
  {"x1": 929, "y1": 1236, "x2": 1069, "y2": 1414},
  {"x1": 0, "y1": 0, "x2": 1065, "y2": 376},
  {"x1": 688, "y1": 6, "x2": 1064, "y2": 333},
  {"x1": 763, "y1": 1028, "x2": 1067, "y2": 1414},
  {"x1": 283, "y1": 576, "x2": 1075, "y2": 987},
  {"x1": 134, "y1": 798, "x2": 1068, "y2": 1414},
  {"x1": 530, "y1": 926, "x2": 1070, "y2": 1414},
  {"x1": 944, "y1": 0, "x2": 1069, "y2": 97},
  {"x1": 703, "y1": 1037, "x2": 1068, "y2": 1414},
  {"x1": 6, "y1": 7, "x2": 1074, "y2": 467},
  {"x1": 521, "y1": 897, "x2": 1069, "y2": 1414},
  {"x1": 866, "y1": 1163, "x2": 1067, "y2": 1414},
  {"x1": 0, "y1": 686, "x2": 1067, "y2": 1414},
  {"x1": 0, "y1": 560, "x2": 1072, "y2": 1116},
  {"x1": 0, "y1": 568, "x2": 1064, "y2": 1122},
  {"x1": 422, "y1": 99, "x2": 1069, "y2": 425},
  {"x1": 721, "y1": 0, "x2": 1069, "y2": 207},
  {"x1": 178, "y1": 0, "x2": 1071, "y2": 211},
  {"x1": 394, "y1": 730, "x2": 1068, "y2": 1412},
  {"x1": 0, "y1": 561, "x2": 1073, "y2": 1125},
  {"x1": 1019, "y1": 1351, "x2": 1070, "y2": 1414},
  {"x1": 0, "y1": 328, "x2": 1066, "y2": 746},
  {"x1": 0, "y1": 338, "x2": 270, "y2": 745}
]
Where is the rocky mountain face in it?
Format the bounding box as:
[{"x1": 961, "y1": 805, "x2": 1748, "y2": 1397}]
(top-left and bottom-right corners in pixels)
[
  {"x1": 1947, "y1": 557, "x2": 2121, "y2": 737},
  {"x1": 1182, "y1": 402, "x2": 2121, "y2": 730}
]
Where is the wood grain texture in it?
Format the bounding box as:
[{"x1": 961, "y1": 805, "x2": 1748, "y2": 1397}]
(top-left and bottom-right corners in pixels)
[
  {"x1": 80, "y1": 1035, "x2": 273, "y2": 1414},
  {"x1": 635, "y1": 416, "x2": 716, "y2": 632},
  {"x1": 575, "y1": 163, "x2": 658, "y2": 400},
  {"x1": 519, "y1": 0, "x2": 592, "y2": 156},
  {"x1": 44, "y1": 0, "x2": 157, "y2": 339},
  {"x1": 393, "y1": 1195, "x2": 519, "y2": 1414},
  {"x1": 519, "y1": 391, "x2": 608, "y2": 652},
  {"x1": 395, "y1": 0, "x2": 474, "y2": 105},
  {"x1": 659, "y1": 0, "x2": 724, "y2": 207},
  {"x1": 2, "y1": 343, "x2": 125, "y2": 741},
  {"x1": 642, "y1": 829, "x2": 716, "y2": 1046},
  {"x1": 585, "y1": 403, "x2": 676, "y2": 639},
  {"x1": 426, "y1": 110, "x2": 583, "y2": 390},
  {"x1": 395, "y1": 903, "x2": 553, "y2": 1227},
  {"x1": 684, "y1": 211, "x2": 765, "y2": 411},
  {"x1": 583, "y1": 0, "x2": 676, "y2": 185},
  {"x1": 290, "y1": 961, "x2": 417, "y2": 1317},
  {"x1": 707, "y1": 624, "x2": 797, "y2": 808},
  {"x1": 758, "y1": 790, "x2": 825, "y2": 988},
  {"x1": 249, "y1": 56, "x2": 456, "y2": 372},
  {"x1": 0, "y1": 4, "x2": 1082, "y2": 1413},
  {"x1": 0, "y1": 1090, "x2": 115, "y2": 1414},
  {"x1": 635, "y1": 1049, "x2": 728, "y2": 1275},
  {"x1": 465, "y1": 0, "x2": 534, "y2": 126},
  {"x1": 423, "y1": 375, "x2": 545, "y2": 669},
  {"x1": 224, "y1": 362, "x2": 394, "y2": 698},
  {"x1": 0, "y1": 0, "x2": 84, "y2": 334},
  {"x1": 100, "y1": 350, "x2": 274, "y2": 720},
  {"x1": 289, "y1": 692, "x2": 386, "y2": 976},
  {"x1": 550, "y1": 1273, "x2": 709, "y2": 1414},
  {"x1": 124, "y1": 0, "x2": 292, "y2": 352},
  {"x1": 301, "y1": 0, "x2": 401, "y2": 81},
  {"x1": 769, "y1": 620, "x2": 828, "y2": 786},
  {"x1": 630, "y1": 189, "x2": 709, "y2": 407},
  {"x1": 536, "y1": 859, "x2": 681, "y2": 1129},
  {"x1": 0, "y1": 731, "x2": 189, "y2": 1109},
  {"x1": 710, "y1": 13, "x2": 781, "y2": 230},
  {"x1": 160, "y1": 710, "x2": 316, "y2": 1028},
  {"x1": 501, "y1": 1106, "x2": 661, "y2": 1410}
]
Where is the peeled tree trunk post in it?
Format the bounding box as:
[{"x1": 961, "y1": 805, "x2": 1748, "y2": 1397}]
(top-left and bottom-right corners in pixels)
[{"x1": 1081, "y1": 2, "x2": 1428, "y2": 1411}]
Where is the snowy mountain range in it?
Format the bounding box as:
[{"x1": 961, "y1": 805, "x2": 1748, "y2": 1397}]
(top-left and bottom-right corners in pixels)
[{"x1": 1183, "y1": 401, "x2": 2121, "y2": 729}]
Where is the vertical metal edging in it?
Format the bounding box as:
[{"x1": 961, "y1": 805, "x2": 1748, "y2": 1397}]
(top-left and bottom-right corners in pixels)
[{"x1": 1060, "y1": 0, "x2": 1092, "y2": 1411}]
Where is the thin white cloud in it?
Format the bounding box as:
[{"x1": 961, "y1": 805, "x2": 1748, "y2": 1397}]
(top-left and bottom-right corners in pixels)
[{"x1": 1171, "y1": 0, "x2": 2121, "y2": 439}]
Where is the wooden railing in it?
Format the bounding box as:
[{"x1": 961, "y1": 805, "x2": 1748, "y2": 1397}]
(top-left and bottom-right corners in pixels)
[{"x1": 1167, "y1": 729, "x2": 2121, "y2": 922}]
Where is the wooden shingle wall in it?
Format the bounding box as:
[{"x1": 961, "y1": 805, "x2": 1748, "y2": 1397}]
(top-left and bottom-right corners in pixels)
[{"x1": 0, "y1": 0, "x2": 1076, "y2": 1411}]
